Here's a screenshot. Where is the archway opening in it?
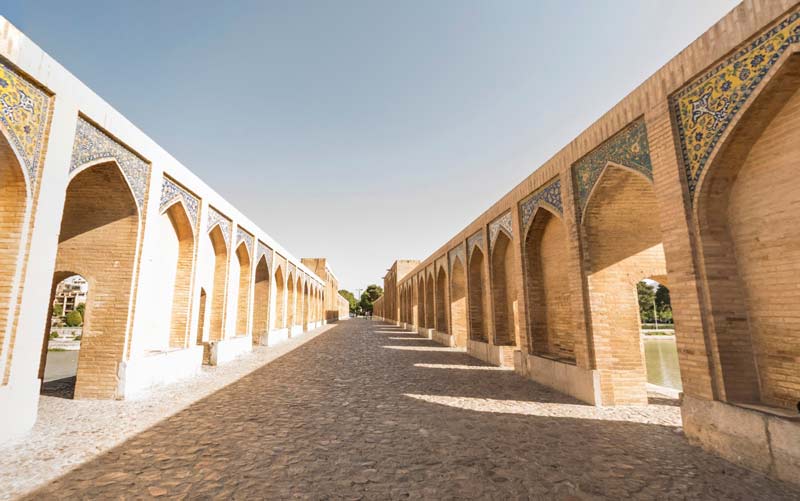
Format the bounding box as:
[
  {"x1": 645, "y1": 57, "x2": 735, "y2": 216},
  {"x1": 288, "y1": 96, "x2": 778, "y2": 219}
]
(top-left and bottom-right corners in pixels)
[
  {"x1": 233, "y1": 243, "x2": 251, "y2": 337},
  {"x1": 295, "y1": 276, "x2": 302, "y2": 328},
  {"x1": 450, "y1": 259, "x2": 467, "y2": 346},
  {"x1": 637, "y1": 279, "x2": 679, "y2": 391},
  {"x1": 40, "y1": 274, "x2": 87, "y2": 399},
  {"x1": 41, "y1": 161, "x2": 139, "y2": 399},
  {"x1": 583, "y1": 163, "x2": 667, "y2": 405},
  {"x1": 302, "y1": 282, "x2": 310, "y2": 331},
  {"x1": 435, "y1": 267, "x2": 448, "y2": 334},
  {"x1": 252, "y1": 256, "x2": 270, "y2": 344},
  {"x1": 207, "y1": 226, "x2": 228, "y2": 343},
  {"x1": 696, "y1": 56, "x2": 800, "y2": 410},
  {"x1": 468, "y1": 247, "x2": 488, "y2": 342},
  {"x1": 286, "y1": 273, "x2": 295, "y2": 329},
  {"x1": 417, "y1": 278, "x2": 426, "y2": 328},
  {"x1": 425, "y1": 274, "x2": 434, "y2": 329},
  {"x1": 274, "y1": 266, "x2": 285, "y2": 330},
  {"x1": 491, "y1": 231, "x2": 516, "y2": 346},
  {"x1": 147, "y1": 201, "x2": 194, "y2": 354},
  {"x1": 524, "y1": 207, "x2": 575, "y2": 362}
]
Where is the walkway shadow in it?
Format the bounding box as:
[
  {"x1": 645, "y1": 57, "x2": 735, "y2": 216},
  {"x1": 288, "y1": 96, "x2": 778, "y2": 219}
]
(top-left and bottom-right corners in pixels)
[{"x1": 40, "y1": 376, "x2": 76, "y2": 399}]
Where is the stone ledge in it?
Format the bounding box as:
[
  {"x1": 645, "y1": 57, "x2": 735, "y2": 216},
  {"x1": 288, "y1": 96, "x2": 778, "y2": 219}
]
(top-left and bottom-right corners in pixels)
[
  {"x1": 210, "y1": 335, "x2": 253, "y2": 366},
  {"x1": 118, "y1": 345, "x2": 204, "y2": 399},
  {"x1": 515, "y1": 352, "x2": 601, "y2": 405}
]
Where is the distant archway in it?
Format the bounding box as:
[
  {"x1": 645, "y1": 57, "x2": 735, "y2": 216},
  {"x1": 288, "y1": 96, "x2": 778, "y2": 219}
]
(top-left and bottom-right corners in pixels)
[
  {"x1": 450, "y1": 258, "x2": 467, "y2": 346},
  {"x1": 425, "y1": 273, "x2": 434, "y2": 329},
  {"x1": 468, "y1": 247, "x2": 488, "y2": 342},
  {"x1": 207, "y1": 226, "x2": 228, "y2": 342},
  {"x1": 252, "y1": 255, "x2": 270, "y2": 344},
  {"x1": 435, "y1": 266, "x2": 448, "y2": 334},
  {"x1": 490, "y1": 231, "x2": 516, "y2": 346},
  {"x1": 274, "y1": 266, "x2": 285, "y2": 329},
  {"x1": 233, "y1": 242, "x2": 251, "y2": 337}
]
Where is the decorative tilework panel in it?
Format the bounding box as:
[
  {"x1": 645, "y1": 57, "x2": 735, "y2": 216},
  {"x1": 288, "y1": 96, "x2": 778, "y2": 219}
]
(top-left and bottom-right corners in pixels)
[
  {"x1": 160, "y1": 177, "x2": 199, "y2": 230},
  {"x1": 520, "y1": 178, "x2": 563, "y2": 231},
  {"x1": 489, "y1": 211, "x2": 513, "y2": 249},
  {"x1": 237, "y1": 227, "x2": 254, "y2": 255},
  {"x1": 572, "y1": 118, "x2": 652, "y2": 213},
  {"x1": 0, "y1": 62, "x2": 51, "y2": 188},
  {"x1": 257, "y1": 241, "x2": 273, "y2": 269},
  {"x1": 207, "y1": 207, "x2": 231, "y2": 248},
  {"x1": 449, "y1": 245, "x2": 465, "y2": 271},
  {"x1": 71, "y1": 117, "x2": 150, "y2": 209},
  {"x1": 672, "y1": 10, "x2": 800, "y2": 198},
  {"x1": 435, "y1": 257, "x2": 447, "y2": 274},
  {"x1": 289, "y1": 263, "x2": 296, "y2": 280},
  {"x1": 467, "y1": 230, "x2": 484, "y2": 258}
]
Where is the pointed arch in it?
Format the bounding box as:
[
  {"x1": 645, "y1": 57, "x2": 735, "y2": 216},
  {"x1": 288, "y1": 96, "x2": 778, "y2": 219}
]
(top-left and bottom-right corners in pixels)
[
  {"x1": 252, "y1": 254, "x2": 270, "y2": 344},
  {"x1": 207, "y1": 224, "x2": 229, "y2": 342},
  {"x1": 425, "y1": 272, "x2": 434, "y2": 329},
  {"x1": 286, "y1": 271, "x2": 296, "y2": 329},
  {"x1": 274, "y1": 265, "x2": 285, "y2": 329},
  {"x1": 416, "y1": 276, "x2": 426, "y2": 328},
  {"x1": 450, "y1": 257, "x2": 468, "y2": 346},
  {"x1": 468, "y1": 247, "x2": 488, "y2": 342},
  {"x1": 435, "y1": 265, "x2": 449, "y2": 334},
  {"x1": 490, "y1": 230, "x2": 516, "y2": 346},
  {"x1": 160, "y1": 198, "x2": 196, "y2": 349},
  {"x1": 233, "y1": 242, "x2": 252, "y2": 337},
  {"x1": 694, "y1": 53, "x2": 800, "y2": 409},
  {"x1": 523, "y1": 204, "x2": 575, "y2": 361}
]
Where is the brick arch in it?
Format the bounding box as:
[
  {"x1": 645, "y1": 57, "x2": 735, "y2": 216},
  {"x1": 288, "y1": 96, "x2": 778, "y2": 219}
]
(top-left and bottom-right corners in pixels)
[
  {"x1": 425, "y1": 272, "x2": 434, "y2": 329},
  {"x1": 582, "y1": 162, "x2": 666, "y2": 405},
  {"x1": 295, "y1": 275, "x2": 303, "y2": 328},
  {"x1": 206, "y1": 224, "x2": 229, "y2": 343},
  {"x1": 416, "y1": 277, "x2": 426, "y2": 328},
  {"x1": 44, "y1": 161, "x2": 140, "y2": 399},
  {"x1": 233, "y1": 242, "x2": 252, "y2": 337},
  {"x1": 694, "y1": 53, "x2": 800, "y2": 410},
  {"x1": 468, "y1": 247, "x2": 488, "y2": 342},
  {"x1": 160, "y1": 199, "x2": 196, "y2": 349},
  {"x1": 286, "y1": 271, "x2": 295, "y2": 329},
  {"x1": 435, "y1": 265, "x2": 449, "y2": 334},
  {"x1": 0, "y1": 128, "x2": 32, "y2": 380},
  {"x1": 490, "y1": 230, "x2": 516, "y2": 346},
  {"x1": 523, "y1": 205, "x2": 576, "y2": 361},
  {"x1": 273, "y1": 265, "x2": 285, "y2": 329},
  {"x1": 302, "y1": 282, "x2": 310, "y2": 330},
  {"x1": 449, "y1": 257, "x2": 467, "y2": 346},
  {"x1": 252, "y1": 255, "x2": 270, "y2": 345}
]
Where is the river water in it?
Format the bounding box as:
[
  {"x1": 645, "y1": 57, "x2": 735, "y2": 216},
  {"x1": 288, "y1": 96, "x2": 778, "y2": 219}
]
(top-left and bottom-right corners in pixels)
[{"x1": 643, "y1": 337, "x2": 682, "y2": 391}]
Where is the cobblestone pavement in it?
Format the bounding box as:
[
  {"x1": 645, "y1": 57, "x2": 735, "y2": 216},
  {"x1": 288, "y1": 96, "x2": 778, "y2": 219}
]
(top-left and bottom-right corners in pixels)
[
  {"x1": 0, "y1": 325, "x2": 334, "y2": 500},
  {"x1": 16, "y1": 320, "x2": 800, "y2": 499}
]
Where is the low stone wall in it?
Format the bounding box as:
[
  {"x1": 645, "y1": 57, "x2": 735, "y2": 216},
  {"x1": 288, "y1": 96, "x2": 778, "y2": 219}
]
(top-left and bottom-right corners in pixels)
[
  {"x1": 264, "y1": 328, "x2": 290, "y2": 347},
  {"x1": 431, "y1": 330, "x2": 455, "y2": 347},
  {"x1": 290, "y1": 325, "x2": 304, "y2": 337},
  {"x1": 118, "y1": 345, "x2": 204, "y2": 398},
  {"x1": 514, "y1": 352, "x2": 601, "y2": 405},
  {"x1": 210, "y1": 335, "x2": 253, "y2": 366},
  {"x1": 466, "y1": 339, "x2": 514, "y2": 367},
  {"x1": 682, "y1": 395, "x2": 800, "y2": 486}
]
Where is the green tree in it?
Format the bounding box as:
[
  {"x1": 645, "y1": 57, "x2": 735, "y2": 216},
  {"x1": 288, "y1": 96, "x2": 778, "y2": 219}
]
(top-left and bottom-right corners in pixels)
[
  {"x1": 52, "y1": 303, "x2": 63, "y2": 318},
  {"x1": 76, "y1": 303, "x2": 86, "y2": 318},
  {"x1": 637, "y1": 281, "x2": 656, "y2": 323},
  {"x1": 358, "y1": 284, "x2": 383, "y2": 313},
  {"x1": 65, "y1": 310, "x2": 83, "y2": 327},
  {"x1": 338, "y1": 289, "x2": 358, "y2": 313},
  {"x1": 655, "y1": 285, "x2": 673, "y2": 324}
]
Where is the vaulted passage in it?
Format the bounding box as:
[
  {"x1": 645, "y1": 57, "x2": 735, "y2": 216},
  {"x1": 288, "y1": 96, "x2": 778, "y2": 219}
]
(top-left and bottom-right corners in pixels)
[
  {"x1": 435, "y1": 267, "x2": 448, "y2": 334},
  {"x1": 490, "y1": 232, "x2": 516, "y2": 346},
  {"x1": 468, "y1": 248, "x2": 487, "y2": 342},
  {"x1": 252, "y1": 256, "x2": 270, "y2": 345}
]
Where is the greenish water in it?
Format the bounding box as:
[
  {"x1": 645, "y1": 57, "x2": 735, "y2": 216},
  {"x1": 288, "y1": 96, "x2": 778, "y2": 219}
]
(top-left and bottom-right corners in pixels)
[{"x1": 643, "y1": 337, "x2": 682, "y2": 391}]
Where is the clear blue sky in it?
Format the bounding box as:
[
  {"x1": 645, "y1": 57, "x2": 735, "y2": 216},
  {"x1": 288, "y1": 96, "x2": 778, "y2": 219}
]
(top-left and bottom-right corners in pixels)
[{"x1": 5, "y1": 1, "x2": 738, "y2": 292}]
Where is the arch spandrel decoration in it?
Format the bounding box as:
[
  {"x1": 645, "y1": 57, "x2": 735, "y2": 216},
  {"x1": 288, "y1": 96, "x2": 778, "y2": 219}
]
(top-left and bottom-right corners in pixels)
[
  {"x1": 288, "y1": 263, "x2": 296, "y2": 279},
  {"x1": 257, "y1": 241, "x2": 273, "y2": 271},
  {"x1": 0, "y1": 62, "x2": 51, "y2": 188},
  {"x1": 519, "y1": 178, "x2": 563, "y2": 231},
  {"x1": 489, "y1": 211, "x2": 513, "y2": 250},
  {"x1": 672, "y1": 10, "x2": 799, "y2": 199},
  {"x1": 71, "y1": 117, "x2": 150, "y2": 209},
  {"x1": 572, "y1": 118, "x2": 652, "y2": 217},
  {"x1": 236, "y1": 227, "x2": 254, "y2": 255},
  {"x1": 449, "y1": 244, "x2": 465, "y2": 271},
  {"x1": 467, "y1": 230, "x2": 484, "y2": 259},
  {"x1": 160, "y1": 177, "x2": 199, "y2": 230},
  {"x1": 207, "y1": 207, "x2": 231, "y2": 247},
  {"x1": 435, "y1": 256, "x2": 447, "y2": 274}
]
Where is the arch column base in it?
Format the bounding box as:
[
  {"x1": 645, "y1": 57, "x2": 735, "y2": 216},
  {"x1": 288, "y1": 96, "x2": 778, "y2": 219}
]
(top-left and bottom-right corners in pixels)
[
  {"x1": 265, "y1": 328, "x2": 290, "y2": 346},
  {"x1": 431, "y1": 330, "x2": 455, "y2": 347},
  {"x1": 208, "y1": 335, "x2": 253, "y2": 366},
  {"x1": 0, "y1": 377, "x2": 40, "y2": 444},
  {"x1": 466, "y1": 339, "x2": 514, "y2": 367},
  {"x1": 515, "y1": 352, "x2": 601, "y2": 405},
  {"x1": 682, "y1": 394, "x2": 800, "y2": 487},
  {"x1": 118, "y1": 345, "x2": 203, "y2": 398}
]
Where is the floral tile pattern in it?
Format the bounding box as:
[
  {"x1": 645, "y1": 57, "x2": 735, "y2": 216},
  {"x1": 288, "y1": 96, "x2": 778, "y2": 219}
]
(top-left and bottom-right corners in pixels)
[
  {"x1": 0, "y1": 62, "x2": 51, "y2": 189},
  {"x1": 71, "y1": 117, "x2": 150, "y2": 209},
  {"x1": 159, "y1": 177, "x2": 199, "y2": 230},
  {"x1": 257, "y1": 241, "x2": 273, "y2": 270},
  {"x1": 449, "y1": 244, "x2": 465, "y2": 271},
  {"x1": 571, "y1": 118, "x2": 652, "y2": 215},
  {"x1": 671, "y1": 10, "x2": 799, "y2": 199},
  {"x1": 207, "y1": 207, "x2": 231, "y2": 248},
  {"x1": 519, "y1": 178, "x2": 563, "y2": 231},
  {"x1": 467, "y1": 230, "x2": 484, "y2": 259},
  {"x1": 489, "y1": 211, "x2": 513, "y2": 250},
  {"x1": 236, "y1": 227, "x2": 254, "y2": 256}
]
